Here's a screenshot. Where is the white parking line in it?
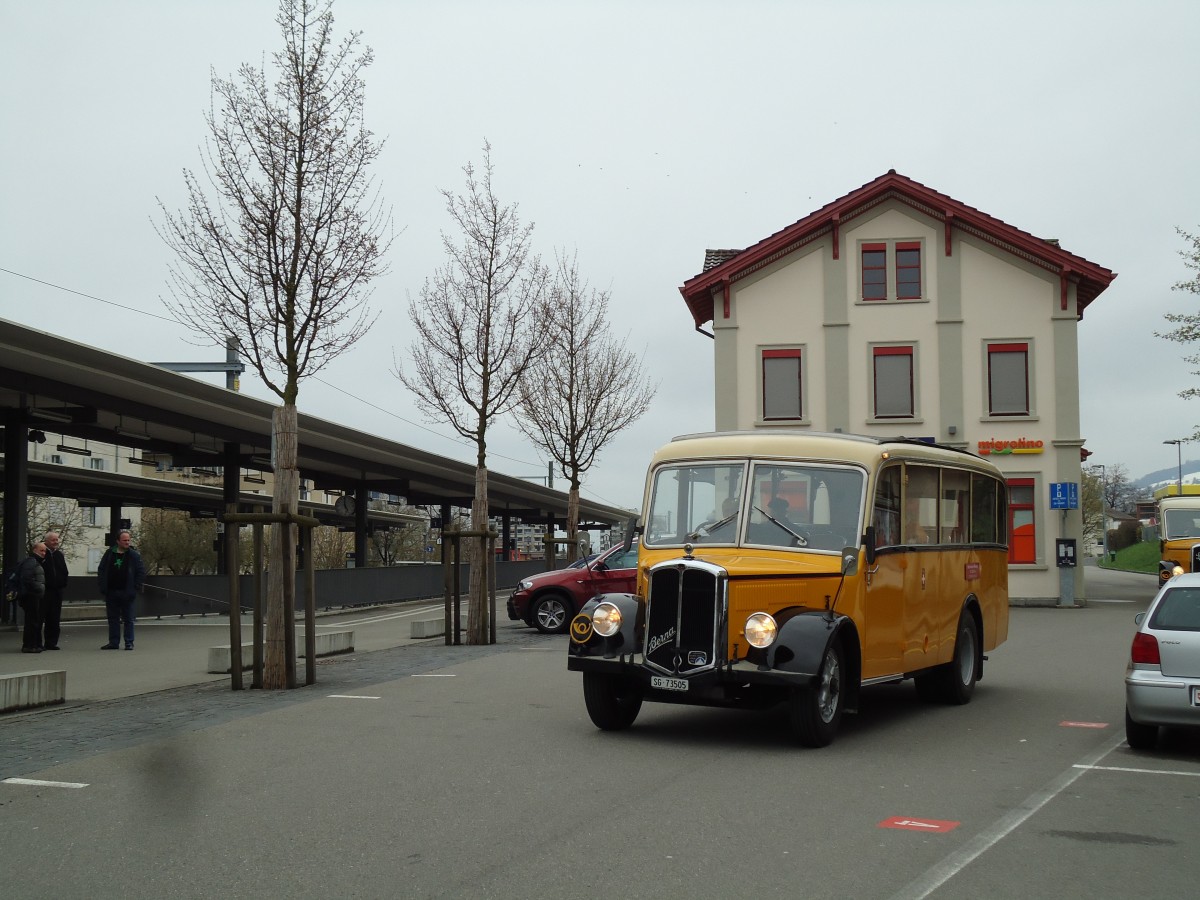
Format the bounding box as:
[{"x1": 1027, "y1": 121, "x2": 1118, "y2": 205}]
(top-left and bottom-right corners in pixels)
[
  {"x1": 1074, "y1": 764, "x2": 1200, "y2": 778},
  {"x1": 3, "y1": 777, "x2": 89, "y2": 789},
  {"x1": 327, "y1": 694, "x2": 381, "y2": 700},
  {"x1": 412, "y1": 673, "x2": 456, "y2": 677},
  {"x1": 887, "y1": 732, "x2": 1126, "y2": 900}
]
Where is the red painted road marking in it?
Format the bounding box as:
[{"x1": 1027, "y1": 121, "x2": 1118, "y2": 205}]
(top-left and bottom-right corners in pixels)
[
  {"x1": 1060, "y1": 721, "x2": 1109, "y2": 729},
  {"x1": 878, "y1": 816, "x2": 960, "y2": 833}
]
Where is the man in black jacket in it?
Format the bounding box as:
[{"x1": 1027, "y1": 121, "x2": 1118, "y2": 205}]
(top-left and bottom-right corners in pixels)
[
  {"x1": 17, "y1": 542, "x2": 47, "y2": 653},
  {"x1": 40, "y1": 530, "x2": 70, "y2": 650},
  {"x1": 97, "y1": 530, "x2": 145, "y2": 650}
]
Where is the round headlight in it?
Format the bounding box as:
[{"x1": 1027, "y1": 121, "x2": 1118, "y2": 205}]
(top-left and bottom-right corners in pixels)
[
  {"x1": 592, "y1": 602, "x2": 623, "y2": 637},
  {"x1": 1173, "y1": 566, "x2": 1185, "y2": 577},
  {"x1": 744, "y1": 612, "x2": 778, "y2": 649}
]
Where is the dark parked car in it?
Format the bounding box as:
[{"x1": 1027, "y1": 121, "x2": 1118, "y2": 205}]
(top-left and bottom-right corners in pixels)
[
  {"x1": 507, "y1": 542, "x2": 639, "y2": 634},
  {"x1": 1125, "y1": 571, "x2": 1200, "y2": 750}
]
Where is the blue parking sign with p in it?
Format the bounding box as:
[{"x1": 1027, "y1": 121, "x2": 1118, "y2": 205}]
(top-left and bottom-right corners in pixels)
[{"x1": 1050, "y1": 482, "x2": 1078, "y2": 509}]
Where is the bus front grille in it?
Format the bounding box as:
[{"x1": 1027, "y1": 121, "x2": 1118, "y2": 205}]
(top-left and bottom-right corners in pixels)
[{"x1": 643, "y1": 564, "x2": 723, "y2": 676}]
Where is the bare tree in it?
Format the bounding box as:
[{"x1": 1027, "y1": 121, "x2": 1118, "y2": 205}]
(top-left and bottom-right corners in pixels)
[
  {"x1": 1159, "y1": 227, "x2": 1200, "y2": 439},
  {"x1": 158, "y1": 0, "x2": 390, "y2": 687},
  {"x1": 311, "y1": 525, "x2": 354, "y2": 570},
  {"x1": 516, "y1": 251, "x2": 655, "y2": 560},
  {"x1": 398, "y1": 143, "x2": 550, "y2": 643},
  {"x1": 136, "y1": 509, "x2": 218, "y2": 575},
  {"x1": 23, "y1": 496, "x2": 84, "y2": 551}
]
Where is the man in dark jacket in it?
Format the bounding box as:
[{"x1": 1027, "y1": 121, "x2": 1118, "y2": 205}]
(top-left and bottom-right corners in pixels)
[
  {"x1": 18, "y1": 542, "x2": 47, "y2": 653},
  {"x1": 40, "y1": 530, "x2": 69, "y2": 650},
  {"x1": 96, "y1": 530, "x2": 145, "y2": 650}
]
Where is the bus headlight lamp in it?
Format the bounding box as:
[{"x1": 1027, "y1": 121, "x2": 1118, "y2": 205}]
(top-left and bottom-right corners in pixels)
[
  {"x1": 592, "y1": 602, "x2": 623, "y2": 637},
  {"x1": 744, "y1": 612, "x2": 778, "y2": 648}
]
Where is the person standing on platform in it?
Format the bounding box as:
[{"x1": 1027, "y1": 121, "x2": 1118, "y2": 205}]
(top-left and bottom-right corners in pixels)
[
  {"x1": 40, "y1": 530, "x2": 69, "y2": 650},
  {"x1": 17, "y1": 542, "x2": 47, "y2": 653},
  {"x1": 97, "y1": 530, "x2": 145, "y2": 650}
]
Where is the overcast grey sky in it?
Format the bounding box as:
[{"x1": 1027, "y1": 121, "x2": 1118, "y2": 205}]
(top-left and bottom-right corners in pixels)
[{"x1": 3, "y1": 0, "x2": 1199, "y2": 509}]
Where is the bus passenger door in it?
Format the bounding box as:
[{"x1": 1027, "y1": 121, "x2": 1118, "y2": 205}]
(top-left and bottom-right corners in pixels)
[
  {"x1": 864, "y1": 548, "x2": 905, "y2": 678},
  {"x1": 863, "y1": 465, "x2": 904, "y2": 678}
]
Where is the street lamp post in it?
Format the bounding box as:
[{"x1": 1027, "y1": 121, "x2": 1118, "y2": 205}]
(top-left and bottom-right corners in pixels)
[{"x1": 1164, "y1": 439, "x2": 1184, "y2": 496}]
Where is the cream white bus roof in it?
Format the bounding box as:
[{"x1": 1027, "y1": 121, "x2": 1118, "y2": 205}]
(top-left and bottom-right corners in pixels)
[
  {"x1": 652, "y1": 430, "x2": 1000, "y2": 476},
  {"x1": 1159, "y1": 495, "x2": 1200, "y2": 512}
]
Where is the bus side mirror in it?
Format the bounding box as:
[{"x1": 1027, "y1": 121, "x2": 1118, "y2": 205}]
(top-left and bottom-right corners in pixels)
[
  {"x1": 621, "y1": 517, "x2": 641, "y2": 554},
  {"x1": 864, "y1": 527, "x2": 877, "y2": 565},
  {"x1": 841, "y1": 548, "x2": 859, "y2": 576}
]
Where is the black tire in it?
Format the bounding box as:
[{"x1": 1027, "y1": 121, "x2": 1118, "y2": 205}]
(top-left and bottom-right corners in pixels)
[
  {"x1": 1125, "y1": 706, "x2": 1158, "y2": 750},
  {"x1": 789, "y1": 641, "x2": 845, "y2": 747},
  {"x1": 582, "y1": 673, "x2": 643, "y2": 730},
  {"x1": 914, "y1": 614, "x2": 978, "y2": 705},
  {"x1": 532, "y1": 593, "x2": 572, "y2": 634},
  {"x1": 943, "y1": 615, "x2": 979, "y2": 705}
]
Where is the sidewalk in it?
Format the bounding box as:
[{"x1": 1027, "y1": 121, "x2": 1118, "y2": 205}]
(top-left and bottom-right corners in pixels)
[{"x1": 1, "y1": 597, "x2": 521, "y2": 706}]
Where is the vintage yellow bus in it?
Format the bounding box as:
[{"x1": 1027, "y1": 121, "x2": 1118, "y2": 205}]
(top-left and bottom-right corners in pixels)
[
  {"x1": 1158, "y1": 495, "x2": 1200, "y2": 583},
  {"x1": 568, "y1": 431, "x2": 1009, "y2": 746}
]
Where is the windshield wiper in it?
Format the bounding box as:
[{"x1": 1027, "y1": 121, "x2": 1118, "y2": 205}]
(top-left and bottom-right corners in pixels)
[
  {"x1": 752, "y1": 505, "x2": 809, "y2": 546},
  {"x1": 687, "y1": 511, "x2": 739, "y2": 541}
]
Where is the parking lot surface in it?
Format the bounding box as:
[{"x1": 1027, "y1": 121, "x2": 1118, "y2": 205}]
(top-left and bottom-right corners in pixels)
[{"x1": 3, "y1": 567, "x2": 1197, "y2": 900}]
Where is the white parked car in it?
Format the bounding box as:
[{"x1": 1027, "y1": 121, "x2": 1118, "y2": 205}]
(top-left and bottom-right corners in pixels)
[{"x1": 1125, "y1": 571, "x2": 1200, "y2": 750}]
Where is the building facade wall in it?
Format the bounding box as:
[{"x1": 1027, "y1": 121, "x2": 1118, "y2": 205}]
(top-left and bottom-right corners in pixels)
[{"x1": 711, "y1": 199, "x2": 1084, "y2": 605}]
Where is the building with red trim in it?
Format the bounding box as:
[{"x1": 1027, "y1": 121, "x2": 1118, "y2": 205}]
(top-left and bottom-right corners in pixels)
[{"x1": 678, "y1": 170, "x2": 1116, "y2": 605}]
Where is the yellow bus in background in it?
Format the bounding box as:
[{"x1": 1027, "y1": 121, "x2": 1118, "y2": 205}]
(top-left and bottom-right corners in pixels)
[
  {"x1": 1158, "y1": 495, "x2": 1200, "y2": 583},
  {"x1": 568, "y1": 431, "x2": 1009, "y2": 747}
]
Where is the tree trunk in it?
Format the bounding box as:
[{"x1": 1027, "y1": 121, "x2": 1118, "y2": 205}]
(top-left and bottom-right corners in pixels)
[
  {"x1": 567, "y1": 482, "x2": 581, "y2": 564},
  {"x1": 467, "y1": 464, "x2": 489, "y2": 644},
  {"x1": 264, "y1": 403, "x2": 298, "y2": 688}
]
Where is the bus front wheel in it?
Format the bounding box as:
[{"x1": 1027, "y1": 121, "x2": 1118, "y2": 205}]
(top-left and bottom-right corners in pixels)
[
  {"x1": 582, "y1": 673, "x2": 643, "y2": 730},
  {"x1": 789, "y1": 641, "x2": 845, "y2": 747}
]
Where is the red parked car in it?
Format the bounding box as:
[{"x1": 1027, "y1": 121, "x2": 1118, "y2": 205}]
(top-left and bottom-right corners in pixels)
[{"x1": 507, "y1": 542, "x2": 639, "y2": 634}]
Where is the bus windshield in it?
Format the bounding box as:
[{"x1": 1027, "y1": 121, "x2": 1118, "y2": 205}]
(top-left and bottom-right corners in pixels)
[
  {"x1": 1163, "y1": 507, "x2": 1200, "y2": 540},
  {"x1": 644, "y1": 460, "x2": 866, "y2": 551}
]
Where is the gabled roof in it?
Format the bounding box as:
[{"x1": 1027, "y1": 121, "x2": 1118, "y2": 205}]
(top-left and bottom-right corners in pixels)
[{"x1": 679, "y1": 170, "x2": 1117, "y2": 328}]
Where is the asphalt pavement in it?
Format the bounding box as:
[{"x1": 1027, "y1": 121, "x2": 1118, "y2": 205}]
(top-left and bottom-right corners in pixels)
[{"x1": 5, "y1": 565, "x2": 1197, "y2": 900}]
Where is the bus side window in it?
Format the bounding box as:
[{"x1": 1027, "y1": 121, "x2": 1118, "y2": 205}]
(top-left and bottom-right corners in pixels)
[{"x1": 873, "y1": 465, "x2": 902, "y2": 547}]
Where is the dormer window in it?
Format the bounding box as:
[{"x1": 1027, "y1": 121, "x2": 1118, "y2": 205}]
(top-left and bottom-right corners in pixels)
[{"x1": 860, "y1": 240, "x2": 924, "y2": 302}]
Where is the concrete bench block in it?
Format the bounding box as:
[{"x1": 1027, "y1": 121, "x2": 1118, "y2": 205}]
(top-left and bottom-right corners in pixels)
[
  {"x1": 411, "y1": 616, "x2": 445, "y2": 638},
  {"x1": 1, "y1": 669, "x2": 66, "y2": 713},
  {"x1": 208, "y1": 643, "x2": 255, "y2": 674},
  {"x1": 207, "y1": 629, "x2": 355, "y2": 673},
  {"x1": 298, "y1": 629, "x2": 355, "y2": 658}
]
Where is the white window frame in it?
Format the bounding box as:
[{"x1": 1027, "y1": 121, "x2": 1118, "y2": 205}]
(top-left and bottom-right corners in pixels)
[
  {"x1": 983, "y1": 339, "x2": 1037, "y2": 420},
  {"x1": 758, "y1": 345, "x2": 809, "y2": 425},
  {"x1": 858, "y1": 239, "x2": 927, "y2": 303},
  {"x1": 868, "y1": 343, "x2": 920, "y2": 422}
]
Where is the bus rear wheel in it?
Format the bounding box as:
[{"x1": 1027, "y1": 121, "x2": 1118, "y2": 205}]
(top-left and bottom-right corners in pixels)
[{"x1": 915, "y1": 615, "x2": 978, "y2": 705}]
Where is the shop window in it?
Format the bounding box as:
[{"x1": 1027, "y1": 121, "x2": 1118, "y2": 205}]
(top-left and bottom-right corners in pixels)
[
  {"x1": 762, "y1": 348, "x2": 803, "y2": 420},
  {"x1": 873, "y1": 346, "x2": 914, "y2": 418},
  {"x1": 988, "y1": 342, "x2": 1030, "y2": 416},
  {"x1": 1008, "y1": 478, "x2": 1036, "y2": 563}
]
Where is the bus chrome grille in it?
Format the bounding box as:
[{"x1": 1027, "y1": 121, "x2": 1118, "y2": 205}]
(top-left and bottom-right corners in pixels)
[{"x1": 644, "y1": 564, "x2": 723, "y2": 676}]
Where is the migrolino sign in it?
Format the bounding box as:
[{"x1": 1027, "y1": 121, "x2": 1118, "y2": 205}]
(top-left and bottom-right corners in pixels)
[{"x1": 977, "y1": 438, "x2": 1043, "y2": 455}]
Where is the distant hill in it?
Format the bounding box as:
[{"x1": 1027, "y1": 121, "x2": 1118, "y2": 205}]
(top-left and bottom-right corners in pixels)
[{"x1": 1136, "y1": 460, "x2": 1200, "y2": 491}]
